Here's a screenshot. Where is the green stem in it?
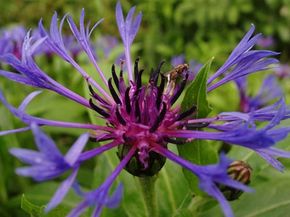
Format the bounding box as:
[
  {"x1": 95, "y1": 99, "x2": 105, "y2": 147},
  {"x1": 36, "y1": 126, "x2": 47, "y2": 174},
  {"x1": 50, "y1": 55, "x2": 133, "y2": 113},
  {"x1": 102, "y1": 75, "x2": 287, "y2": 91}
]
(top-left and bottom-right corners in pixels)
[
  {"x1": 188, "y1": 195, "x2": 214, "y2": 216},
  {"x1": 138, "y1": 176, "x2": 158, "y2": 217}
]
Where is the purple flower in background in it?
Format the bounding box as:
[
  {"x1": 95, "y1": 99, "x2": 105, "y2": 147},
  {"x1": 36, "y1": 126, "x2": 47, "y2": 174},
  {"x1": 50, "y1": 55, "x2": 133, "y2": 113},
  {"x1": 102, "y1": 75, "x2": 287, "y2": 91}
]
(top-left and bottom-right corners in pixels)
[
  {"x1": 0, "y1": 25, "x2": 55, "y2": 59},
  {"x1": 256, "y1": 35, "x2": 275, "y2": 48},
  {"x1": 0, "y1": 2, "x2": 290, "y2": 217},
  {"x1": 0, "y1": 26, "x2": 27, "y2": 58},
  {"x1": 274, "y1": 63, "x2": 290, "y2": 79},
  {"x1": 96, "y1": 35, "x2": 119, "y2": 58},
  {"x1": 235, "y1": 75, "x2": 283, "y2": 112},
  {"x1": 171, "y1": 54, "x2": 185, "y2": 66},
  {"x1": 0, "y1": 25, "x2": 83, "y2": 60}
]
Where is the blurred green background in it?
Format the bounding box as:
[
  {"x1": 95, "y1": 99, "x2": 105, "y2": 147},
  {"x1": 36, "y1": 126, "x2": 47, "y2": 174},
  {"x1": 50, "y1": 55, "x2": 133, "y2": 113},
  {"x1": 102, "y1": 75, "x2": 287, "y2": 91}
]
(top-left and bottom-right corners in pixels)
[
  {"x1": 1, "y1": 0, "x2": 290, "y2": 64},
  {"x1": 0, "y1": 0, "x2": 290, "y2": 217}
]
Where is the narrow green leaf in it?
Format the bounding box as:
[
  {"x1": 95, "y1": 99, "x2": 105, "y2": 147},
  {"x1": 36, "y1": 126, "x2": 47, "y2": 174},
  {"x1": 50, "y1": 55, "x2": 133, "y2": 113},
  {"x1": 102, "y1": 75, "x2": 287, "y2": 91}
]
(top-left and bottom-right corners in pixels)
[
  {"x1": 173, "y1": 196, "x2": 217, "y2": 217},
  {"x1": 20, "y1": 184, "x2": 82, "y2": 217},
  {"x1": 178, "y1": 58, "x2": 218, "y2": 194},
  {"x1": 178, "y1": 141, "x2": 218, "y2": 194},
  {"x1": 21, "y1": 194, "x2": 45, "y2": 217},
  {"x1": 172, "y1": 209, "x2": 192, "y2": 217},
  {"x1": 181, "y1": 58, "x2": 213, "y2": 118}
]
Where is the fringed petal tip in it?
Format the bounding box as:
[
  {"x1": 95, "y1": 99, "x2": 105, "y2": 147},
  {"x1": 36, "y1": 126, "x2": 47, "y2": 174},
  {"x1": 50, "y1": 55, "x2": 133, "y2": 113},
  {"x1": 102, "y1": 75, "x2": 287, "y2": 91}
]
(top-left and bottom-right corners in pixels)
[
  {"x1": 64, "y1": 132, "x2": 89, "y2": 166},
  {"x1": 0, "y1": 126, "x2": 31, "y2": 136},
  {"x1": 115, "y1": 1, "x2": 142, "y2": 46},
  {"x1": 257, "y1": 147, "x2": 290, "y2": 172},
  {"x1": 72, "y1": 182, "x2": 85, "y2": 197},
  {"x1": 87, "y1": 183, "x2": 124, "y2": 211},
  {"x1": 9, "y1": 147, "x2": 45, "y2": 165},
  {"x1": 30, "y1": 123, "x2": 64, "y2": 162},
  {"x1": 207, "y1": 24, "x2": 280, "y2": 92},
  {"x1": 45, "y1": 168, "x2": 79, "y2": 212},
  {"x1": 18, "y1": 90, "x2": 42, "y2": 112},
  {"x1": 104, "y1": 183, "x2": 124, "y2": 209},
  {"x1": 69, "y1": 183, "x2": 123, "y2": 217}
]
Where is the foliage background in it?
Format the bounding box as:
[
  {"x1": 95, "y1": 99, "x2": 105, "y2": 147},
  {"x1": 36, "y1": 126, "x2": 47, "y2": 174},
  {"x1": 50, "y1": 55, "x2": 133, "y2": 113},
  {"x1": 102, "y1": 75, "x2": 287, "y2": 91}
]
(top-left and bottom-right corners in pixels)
[{"x1": 0, "y1": 0, "x2": 290, "y2": 217}]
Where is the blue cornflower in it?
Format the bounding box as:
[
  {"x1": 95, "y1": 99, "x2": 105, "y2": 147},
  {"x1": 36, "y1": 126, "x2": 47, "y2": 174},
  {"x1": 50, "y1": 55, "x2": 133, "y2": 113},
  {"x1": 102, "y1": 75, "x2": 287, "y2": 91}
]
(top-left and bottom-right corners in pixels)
[
  {"x1": 0, "y1": 2, "x2": 290, "y2": 217},
  {"x1": 10, "y1": 123, "x2": 89, "y2": 211},
  {"x1": 274, "y1": 63, "x2": 290, "y2": 79},
  {"x1": 0, "y1": 24, "x2": 83, "y2": 59},
  {"x1": 235, "y1": 75, "x2": 283, "y2": 112},
  {"x1": 256, "y1": 35, "x2": 275, "y2": 48},
  {"x1": 206, "y1": 26, "x2": 279, "y2": 92},
  {"x1": 96, "y1": 35, "x2": 119, "y2": 58},
  {"x1": 0, "y1": 26, "x2": 27, "y2": 58}
]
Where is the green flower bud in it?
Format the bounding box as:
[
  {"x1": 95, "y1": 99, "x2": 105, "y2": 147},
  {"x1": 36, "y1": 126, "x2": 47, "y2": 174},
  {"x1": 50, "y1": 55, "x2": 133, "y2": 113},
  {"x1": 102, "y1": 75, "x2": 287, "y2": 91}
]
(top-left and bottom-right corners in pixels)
[
  {"x1": 117, "y1": 144, "x2": 166, "y2": 177},
  {"x1": 220, "y1": 160, "x2": 252, "y2": 201}
]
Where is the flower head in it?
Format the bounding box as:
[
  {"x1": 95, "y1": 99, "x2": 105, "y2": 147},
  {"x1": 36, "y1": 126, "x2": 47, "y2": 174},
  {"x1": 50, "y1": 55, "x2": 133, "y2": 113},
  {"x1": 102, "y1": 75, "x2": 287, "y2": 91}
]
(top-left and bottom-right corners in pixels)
[
  {"x1": 274, "y1": 63, "x2": 290, "y2": 79},
  {"x1": 256, "y1": 35, "x2": 275, "y2": 48},
  {"x1": 235, "y1": 74, "x2": 283, "y2": 112},
  {"x1": 10, "y1": 123, "x2": 89, "y2": 211},
  {"x1": 0, "y1": 26, "x2": 27, "y2": 58},
  {"x1": 0, "y1": 2, "x2": 289, "y2": 217}
]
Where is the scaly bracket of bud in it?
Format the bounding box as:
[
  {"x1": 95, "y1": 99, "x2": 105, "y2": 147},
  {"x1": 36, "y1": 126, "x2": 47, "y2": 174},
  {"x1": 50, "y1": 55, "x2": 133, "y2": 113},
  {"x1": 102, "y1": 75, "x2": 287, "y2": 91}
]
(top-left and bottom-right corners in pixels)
[
  {"x1": 220, "y1": 160, "x2": 252, "y2": 201},
  {"x1": 117, "y1": 143, "x2": 166, "y2": 177}
]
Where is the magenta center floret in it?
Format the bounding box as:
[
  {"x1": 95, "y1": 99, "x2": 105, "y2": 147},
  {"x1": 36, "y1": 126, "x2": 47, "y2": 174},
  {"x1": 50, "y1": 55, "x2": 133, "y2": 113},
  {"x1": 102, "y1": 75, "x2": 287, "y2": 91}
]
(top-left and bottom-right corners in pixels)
[{"x1": 88, "y1": 59, "x2": 194, "y2": 176}]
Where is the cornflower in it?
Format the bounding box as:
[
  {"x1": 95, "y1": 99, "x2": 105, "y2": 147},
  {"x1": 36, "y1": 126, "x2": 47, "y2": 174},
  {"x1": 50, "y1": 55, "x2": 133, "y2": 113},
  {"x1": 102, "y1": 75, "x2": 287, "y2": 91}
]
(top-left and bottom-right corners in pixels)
[
  {"x1": 235, "y1": 75, "x2": 283, "y2": 112},
  {"x1": 0, "y1": 25, "x2": 27, "y2": 58},
  {"x1": 274, "y1": 63, "x2": 290, "y2": 79},
  {"x1": 0, "y1": 2, "x2": 290, "y2": 217},
  {"x1": 256, "y1": 35, "x2": 275, "y2": 48},
  {"x1": 0, "y1": 25, "x2": 83, "y2": 59}
]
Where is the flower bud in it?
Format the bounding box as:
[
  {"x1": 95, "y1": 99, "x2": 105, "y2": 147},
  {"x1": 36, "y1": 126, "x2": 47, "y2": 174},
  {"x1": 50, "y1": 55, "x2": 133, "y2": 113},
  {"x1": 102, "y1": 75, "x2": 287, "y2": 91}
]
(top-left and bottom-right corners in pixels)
[
  {"x1": 117, "y1": 144, "x2": 166, "y2": 177},
  {"x1": 220, "y1": 160, "x2": 252, "y2": 201}
]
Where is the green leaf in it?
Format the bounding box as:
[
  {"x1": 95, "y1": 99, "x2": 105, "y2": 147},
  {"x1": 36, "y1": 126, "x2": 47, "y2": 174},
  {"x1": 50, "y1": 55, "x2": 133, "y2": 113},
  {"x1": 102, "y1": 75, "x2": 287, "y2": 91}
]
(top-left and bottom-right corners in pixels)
[
  {"x1": 19, "y1": 183, "x2": 83, "y2": 217},
  {"x1": 200, "y1": 172, "x2": 290, "y2": 217},
  {"x1": 232, "y1": 176, "x2": 290, "y2": 217},
  {"x1": 181, "y1": 58, "x2": 213, "y2": 118},
  {"x1": 21, "y1": 194, "x2": 45, "y2": 217},
  {"x1": 178, "y1": 59, "x2": 217, "y2": 194},
  {"x1": 173, "y1": 209, "x2": 192, "y2": 217},
  {"x1": 173, "y1": 196, "x2": 217, "y2": 217},
  {"x1": 177, "y1": 141, "x2": 218, "y2": 194}
]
